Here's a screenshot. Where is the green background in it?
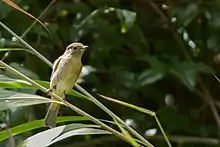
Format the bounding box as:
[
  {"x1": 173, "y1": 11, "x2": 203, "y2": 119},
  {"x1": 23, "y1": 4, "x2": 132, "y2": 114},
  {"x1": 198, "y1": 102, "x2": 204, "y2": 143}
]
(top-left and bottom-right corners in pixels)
[{"x1": 1, "y1": 0, "x2": 220, "y2": 146}]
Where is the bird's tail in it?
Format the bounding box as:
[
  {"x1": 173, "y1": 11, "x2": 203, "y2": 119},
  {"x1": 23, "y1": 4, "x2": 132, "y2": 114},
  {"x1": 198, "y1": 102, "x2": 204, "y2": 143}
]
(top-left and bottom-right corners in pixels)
[{"x1": 44, "y1": 92, "x2": 64, "y2": 128}]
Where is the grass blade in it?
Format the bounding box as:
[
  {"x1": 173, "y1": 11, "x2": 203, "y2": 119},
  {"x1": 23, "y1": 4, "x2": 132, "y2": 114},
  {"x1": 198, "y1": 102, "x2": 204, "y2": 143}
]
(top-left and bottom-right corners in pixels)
[
  {"x1": 0, "y1": 116, "x2": 88, "y2": 141},
  {"x1": 20, "y1": 124, "x2": 110, "y2": 147},
  {"x1": 98, "y1": 94, "x2": 172, "y2": 147}
]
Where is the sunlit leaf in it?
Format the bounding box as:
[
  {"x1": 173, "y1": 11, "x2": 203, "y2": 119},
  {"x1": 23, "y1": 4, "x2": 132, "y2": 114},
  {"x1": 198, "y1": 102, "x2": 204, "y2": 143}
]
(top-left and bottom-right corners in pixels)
[
  {"x1": 113, "y1": 118, "x2": 139, "y2": 147},
  {"x1": 0, "y1": 116, "x2": 89, "y2": 141},
  {"x1": 0, "y1": 75, "x2": 85, "y2": 98},
  {"x1": 0, "y1": 74, "x2": 35, "y2": 89},
  {"x1": 97, "y1": 94, "x2": 172, "y2": 147},
  {"x1": 0, "y1": 89, "x2": 56, "y2": 111},
  {"x1": 116, "y1": 9, "x2": 136, "y2": 33},
  {"x1": 20, "y1": 124, "x2": 110, "y2": 147}
]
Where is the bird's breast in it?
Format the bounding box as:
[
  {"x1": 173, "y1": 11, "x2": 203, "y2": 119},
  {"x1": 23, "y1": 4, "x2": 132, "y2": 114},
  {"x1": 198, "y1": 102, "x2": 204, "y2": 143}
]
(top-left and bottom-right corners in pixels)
[{"x1": 53, "y1": 56, "x2": 82, "y2": 93}]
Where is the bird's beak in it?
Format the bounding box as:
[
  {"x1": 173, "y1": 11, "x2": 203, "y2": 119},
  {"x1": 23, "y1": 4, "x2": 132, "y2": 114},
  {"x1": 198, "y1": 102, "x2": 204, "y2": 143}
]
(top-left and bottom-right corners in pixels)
[
  {"x1": 83, "y1": 45, "x2": 88, "y2": 49},
  {"x1": 80, "y1": 45, "x2": 88, "y2": 51}
]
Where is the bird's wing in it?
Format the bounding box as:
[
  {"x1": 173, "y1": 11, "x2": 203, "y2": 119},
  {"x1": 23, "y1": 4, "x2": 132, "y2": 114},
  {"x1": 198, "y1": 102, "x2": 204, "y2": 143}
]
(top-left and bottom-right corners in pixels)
[
  {"x1": 49, "y1": 55, "x2": 63, "y2": 90},
  {"x1": 51, "y1": 55, "x2": 63, "y2": 76}
]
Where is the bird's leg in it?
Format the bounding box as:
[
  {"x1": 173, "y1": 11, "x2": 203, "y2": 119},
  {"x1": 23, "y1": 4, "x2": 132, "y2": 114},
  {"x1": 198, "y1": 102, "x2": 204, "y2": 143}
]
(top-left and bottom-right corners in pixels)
[
  {"x1": 46, "y1": 85, "x2": 56, "y2": 96},
  {"x1": 60, "y1": 91, "x2": 67, "y2": 103},
  {"x1": 46, "y1": 88, "x2": 52, "y2": 96},
  {"x1": 61, "y1": 98, "x2": 66, "y2": 103}
]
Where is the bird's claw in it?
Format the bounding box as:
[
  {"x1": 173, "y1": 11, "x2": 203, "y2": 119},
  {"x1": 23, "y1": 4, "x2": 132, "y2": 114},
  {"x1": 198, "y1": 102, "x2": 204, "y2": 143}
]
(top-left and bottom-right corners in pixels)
[{"x1": 61, "y1": 98, "x2": 65, "y2": 103}]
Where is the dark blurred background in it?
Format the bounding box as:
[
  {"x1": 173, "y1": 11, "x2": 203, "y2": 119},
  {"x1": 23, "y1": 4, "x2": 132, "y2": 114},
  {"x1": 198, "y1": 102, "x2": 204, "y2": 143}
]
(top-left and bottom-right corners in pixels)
[{"x1": 1, "y1": 0, "x2": 220, "y2": 146}]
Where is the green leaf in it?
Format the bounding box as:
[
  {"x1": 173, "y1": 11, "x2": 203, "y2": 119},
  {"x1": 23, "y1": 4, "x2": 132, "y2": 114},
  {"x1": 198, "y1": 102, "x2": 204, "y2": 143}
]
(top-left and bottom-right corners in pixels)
[
  {"x1": 0, "y1": 74, "x2": 86, "y2": 98},
  {"x1": 0, "y1": 89, "x2": 54, "y2": 111},
  {"x1": 170, "y1": 67, "x2": 197, "y2": 91},
  {"x1": 98, "y1": 94, "x2": 172, "y2": 147},
  {"x1": 116, "y1": 9, "x2": 136, "y2": 33},
  {"x1": 98, "y1": 94, "x2": 155, "y2": 115},
  {"x1": 0, "y1": 116, "x2": 89, "y2": 141},
  {"x1": 0, "y1": 48, "x2": 33, "y2": 53},
  {"x1": 20, "y1": 124, "x2": 110, "y2": 147},
  {"x1": 0, "y1": 0, "x2": 23, "y2": 19},
  {"x1": 0, "y1": 74, "x2": 32, "y2": 89},
  {"x1": 210, "y1": 12, "x2": 220, "y2": 28},
  {"x1": 113, "y1": 118, "x2": 139, "y2": 147},
  {"x1": 7, "y1": 63, "x2": 39, "y2": 80},
  {"x1": 121, "y1": 25, "x2": 127, "y2": 34},
  {"x1": 169, "y1": 59, "x2": 213, "y2": 91},
  {"x1": 171, "y1": 3, "x2": 199, "y2": 26},
  {"x1": 136, "y1": 56, "x2": 168, "y2": 87},
  {"x1": 193, "y1": 62, "x2": 213, "y2": 74},
  {"x1": 49, "y1": 128, "x2": 110, "y2": 145},
  {"x1": 138, "y1": 69, "x2": 165, "y2": 86}
]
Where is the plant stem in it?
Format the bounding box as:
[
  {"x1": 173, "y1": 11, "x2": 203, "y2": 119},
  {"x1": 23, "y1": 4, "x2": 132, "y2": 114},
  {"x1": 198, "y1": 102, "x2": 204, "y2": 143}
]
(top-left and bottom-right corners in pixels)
[
  {"x1": 0, "y1": 21, "x2": 153, "y2": 147},
  {"x1": 0, "y1": 60, "x2": 133, "y2": 146},
  {"x1": 0, "y1": 22, "x2": 52, "y2": 67},
  {"x1": 1, "y1": 0, "x2": 56, "y2": 61},
  {"x1": 75, "y1": 84, "x2": 153, "y2": 146},
  {"x1": 21, "y1": 0, "x2": 57, "y2": 38},
  {"x1": 154, "y1": 116, "x2": 172, "y2": 147}
]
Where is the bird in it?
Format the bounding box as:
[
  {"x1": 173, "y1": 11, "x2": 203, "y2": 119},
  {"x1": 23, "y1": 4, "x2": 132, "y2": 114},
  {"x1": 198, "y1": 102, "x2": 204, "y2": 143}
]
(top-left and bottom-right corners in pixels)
[{"x1": 44, "y1": 42, "x2": 88, "y2": 128}]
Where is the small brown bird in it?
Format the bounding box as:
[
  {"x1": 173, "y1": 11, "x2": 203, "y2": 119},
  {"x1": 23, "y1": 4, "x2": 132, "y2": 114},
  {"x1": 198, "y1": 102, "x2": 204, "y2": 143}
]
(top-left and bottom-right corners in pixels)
[{"x1": 44, "y1": 42, "x2": 88, "y2": 128}]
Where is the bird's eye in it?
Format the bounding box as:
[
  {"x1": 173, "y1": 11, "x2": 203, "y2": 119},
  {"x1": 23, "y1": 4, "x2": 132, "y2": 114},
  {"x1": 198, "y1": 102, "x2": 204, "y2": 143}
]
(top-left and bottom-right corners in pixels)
[{"x1": 73, "y1": 47, "x2": 77, "y2": 50}]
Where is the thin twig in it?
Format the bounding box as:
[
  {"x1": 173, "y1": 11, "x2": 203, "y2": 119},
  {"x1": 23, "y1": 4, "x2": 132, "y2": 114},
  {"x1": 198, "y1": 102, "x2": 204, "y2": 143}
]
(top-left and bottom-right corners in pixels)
[{"x1": 154, "y1": 116, "x2": 172, "y2": 147}]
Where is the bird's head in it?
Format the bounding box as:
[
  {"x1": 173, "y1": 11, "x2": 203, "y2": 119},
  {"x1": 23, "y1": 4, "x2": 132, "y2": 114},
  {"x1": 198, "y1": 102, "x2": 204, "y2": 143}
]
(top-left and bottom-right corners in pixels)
[{"x1": 65, "y1": 42, "x2": 88, "y2": 56}]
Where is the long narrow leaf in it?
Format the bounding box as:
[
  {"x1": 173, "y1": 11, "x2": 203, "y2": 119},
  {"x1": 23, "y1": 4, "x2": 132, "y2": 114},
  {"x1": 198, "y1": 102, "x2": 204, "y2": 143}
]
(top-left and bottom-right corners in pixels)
[
  {"x1": 20, "y1": 124, "x2": 110, "y2": 147},
  {"x1": 113, "y1": 118, "x2": 139, "y2": 147},
  {"x1": 1, "y1": 0, "x2": 49, "y2": 34},
  {"x1": 0, "y1": 89, "x2": 59, "y2": 111},
  {"x1": 0, "y1": 75, "x2": 85, "y2": 98},
  {"x1": 98, "y1": 94, "x2": 172, "y2": 147},
  {"x1": 0, "y1": 19, "x2": 153, "y2": 147},
  {"x1": 0, "y1": 116, "x2": 89, "y2": 141},
  {"x1": 98, "y1": 94, "x2": 155, "y2": 115},
  {"x1": 0, "y1": 48, "x2": 33, "y2": 54}
]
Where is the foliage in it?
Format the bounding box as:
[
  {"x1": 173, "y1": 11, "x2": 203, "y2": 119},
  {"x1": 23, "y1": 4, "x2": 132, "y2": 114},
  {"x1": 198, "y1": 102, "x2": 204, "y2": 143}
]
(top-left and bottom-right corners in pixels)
[{"x1": 0, "y1": 0, "x2": 220, "y2": 147}]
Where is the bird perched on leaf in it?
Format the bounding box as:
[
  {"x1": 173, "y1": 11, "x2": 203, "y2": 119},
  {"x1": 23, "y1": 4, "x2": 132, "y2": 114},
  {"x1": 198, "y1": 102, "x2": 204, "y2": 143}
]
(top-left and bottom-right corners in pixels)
[{"x1": 44, "y1": 42, "x2": 88, "y2": 128}]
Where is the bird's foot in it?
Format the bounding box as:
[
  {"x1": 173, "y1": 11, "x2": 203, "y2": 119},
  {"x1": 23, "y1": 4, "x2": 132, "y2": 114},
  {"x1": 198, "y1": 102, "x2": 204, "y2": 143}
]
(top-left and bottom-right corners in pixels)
[
  {"x1": 61, "y1": 98, "x2": 66, "y2": 103},
  {"x1": 46, "y1": 88, "x2": 52, "y2": 96}
]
